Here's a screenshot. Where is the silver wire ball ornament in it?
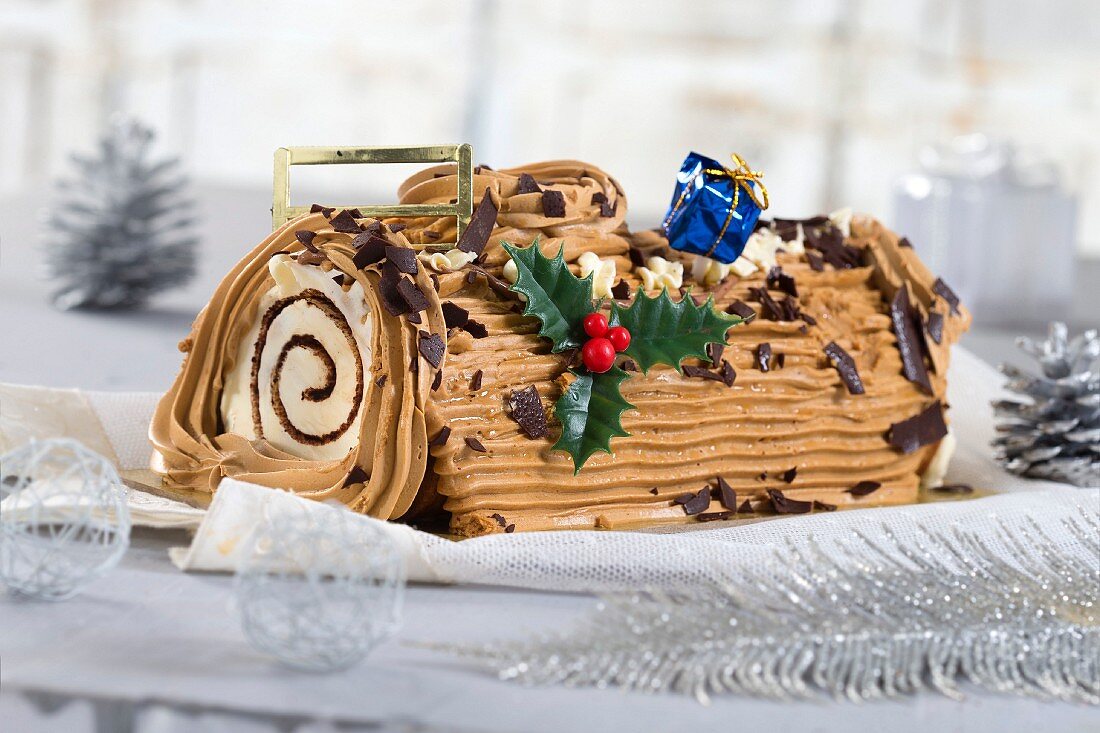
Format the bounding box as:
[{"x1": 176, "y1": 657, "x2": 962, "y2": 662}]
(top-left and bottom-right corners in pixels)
[
  {"x1": 235, "y1": 500, "x2": 405, "y2": 672},
  {"x1": 0, "y1": 439, "x2": 131, "y2": 600}
]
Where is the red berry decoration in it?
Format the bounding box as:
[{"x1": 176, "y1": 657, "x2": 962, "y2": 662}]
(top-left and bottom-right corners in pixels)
[
  {"x1": 606, "y1": 325, "x2": 631, "y2": 352},
  {"x1": 582, "y1": 312, "x2": 609, "y2": 338},
  {"x1": 582, "y1": 337, "x2": 616, "y2": 373}
]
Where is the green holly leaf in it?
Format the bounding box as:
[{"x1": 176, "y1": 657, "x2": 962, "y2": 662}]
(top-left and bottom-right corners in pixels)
[
  {"x1": 611, "y1": 288, "x2": 742, "y2": 374},
  {"x1": 502, "y1": 240, "x2": 593, "y2": 353},
  {"x1": 552, "y1": 367, "x2": 634, "y2": 473}
]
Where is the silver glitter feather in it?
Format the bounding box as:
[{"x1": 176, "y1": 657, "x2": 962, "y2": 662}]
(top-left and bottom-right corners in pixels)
[{"x1": 434, "y1": 514, "x2": 1099, "y2": 704}]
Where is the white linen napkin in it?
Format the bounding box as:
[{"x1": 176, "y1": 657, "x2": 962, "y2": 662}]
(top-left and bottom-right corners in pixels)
[{"x1": 2, "y1": 346, "x2": 1094, "y2": 590}]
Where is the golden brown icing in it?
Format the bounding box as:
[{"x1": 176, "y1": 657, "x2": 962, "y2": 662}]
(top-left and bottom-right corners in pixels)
[
  {"x1": 149, "y1": 214, "x2": 445, "y2": 519},
  {"x1": 150, "y1": 159, "x2": 970, "y2": 536},
  {"x1": 398, "y1": 163, "x2": 970, "y2": 535}
]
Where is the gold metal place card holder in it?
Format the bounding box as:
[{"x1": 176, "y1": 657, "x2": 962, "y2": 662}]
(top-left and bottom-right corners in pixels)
[{"x1": 272, "y1": 144, "x2": 473, "y2": 242}]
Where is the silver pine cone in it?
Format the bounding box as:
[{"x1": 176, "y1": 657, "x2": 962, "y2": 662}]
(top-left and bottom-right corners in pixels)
[
  {"x1": 993, "y1": 322, "x2": 1099, "y2": 487},
  {"x1": 45, "y1": 117, "x2": 197, "y2": 310}
]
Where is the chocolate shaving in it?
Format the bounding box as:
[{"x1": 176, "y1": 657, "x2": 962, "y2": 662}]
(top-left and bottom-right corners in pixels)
[
  {"x1": 628, "y1": 247, "x2": 646, "y2": 268},
  {"x1": 766, "y1": 266, "x2": 798, "y2": 297},
  {"x1": 717, "y1": 476, "x2": 737, "y2": 511},
  {"x1": 375, "y1": 374, "x2": 387, "y2": 388},
  {"x1": 352, "y1": 235, "x2": 388, "y2": 269},
  {"x1": 726, "y1": 300, "x2": 755, "y2": 319},
  {"x1": 329, "y1": 209, "x2": 362, "y2": 233},
  {"x1": 429, "y1": 426, "x2": 451, "y2": 447},
  {"x1": 507, "y1": 385, "x2": 548, "y2": 439},
  {"x1": 417, "y1": 332, "x2": 445, "y2": 369},
  {"x1": 396, "y1": 277, "x2": 429, "y2": 313},
  {"x1": 932, "y1": 278, "x2": 961, "y2": 315},
  {"x1": 649, "y1": 488, "x2": 659, "y2": 495},
  {"x1": 541, "y1": 189, "x2": 566, "y2": 218},
  {"x1": 932, "y1": 483, "x2": 973, "y2": 494},
  {"x1": 799, "y1": 311, "x2": 817, "y2": 327},
  {"x1": 779, "y1": 296, "x2": 802, "y2": 322},
  {"x1": 386, "y1": 245, "x2": 418, "y2": 275},
  {"x1": 805, "y1": 251, "x2": 825, "y2": 272},
  {"x1": 465, "y1": 436, "x2": 487, "y2": 453},
  {"x1": 489, "y1": 513, "x2": 508, "y2": 528},
  {"x1": 505, "y1": 524, "x2": 516, "y2": 533},
  {"x1": 309, "y1": 204, "x2": 335, "y2": 217},
  {"x1": 719, "y1": 360, "x2": 736, "y2": 387},
  {"x1": 591, "y1": 191, "x2": 608, "y2": 205},
  {"x1": 674, "y1": 488, "x2": 711, "y2": 516},
  {"x1": 749, "y1": 287, "x2": 785, "y2": 321},
  {"x1": 706, "y1": 342, "x2": 725, "y2": 365},
  {"x1": 887, "y1": 400, "x2": 947, "y2": 454},
  {"x1": 442, "y1": 301, "x2": 469, "y2": 329},
  {"x1": 598, "y1": 199, "x2": 616, "y2": 218},
  {"x1": 622, "y1": 359, "x2": 638, "y2": 372},
  {"x1": 737, "y1": 500, "x2": 754, "y2": 514},
  {"x1": 756, "y1": 343, "x2": 774, "y2": 372},
  {"x1": 343, "y1": 466, "x2": 368, "y2": 487},
  {"x1": 890, "y1": 286, "x2": 933, "y2": 394},
  {"x1": 387, "y1": 222, "x2": 407, "y2": 233},
  {"x1": 847, "y1": 481, "x2": 881, "y2": 497},
  {"x1": 405, "y1": 310, "x2": 422, "y2": 325},
  {"x1": 295, "y1": 230, "x2": 318, "y2": 250},
  {"x1": 610, "y1": 280, "x2": 631, "y2": 300},
  {"x1": 470, "y1": 369, "x2": 483, "y2": 391},
  {"x1": 780, "y1": 467, "x2": 797, "y2": 483},
  {"x1": 697, "y1": 511, "x2": 735, "y2": 523},
  {"x1": 767, "y1": 488, "x2": 812, "y2": 514},
  {"x1": 431, "y1": 369, "x2": 443, "y2": 391},
  {"x1": 813, "y1": 500, "x2": 837, "y2": 512},
  {"x1": 682, "y1": 364, "x2": 725, "y2": 383},
  {"x1": 823, "y1": 341, "x2": 865, "y2": 395},
  {"x1": 456, "y1": 188, "x2": 498, "y2": 255},
  {"x1": 345, "y1": 208, "x2": 363, "y2": 219},
  {"x1": 516, "y1": 173, "x2": 541, "y2": 194},
  {"x1": 805, "y1": 224, "x2": 862, "y2": 269},
  {"x1": 297, "y1": 250, "x2": 325, "y2": 266},
  {"x1": 464, "y1": 319, "x2": 488, "y2": 338},
  {"x1": 926, "y1": 312, "x2": 944, "y2": 345},
  {"x1": 898, "y1": 236, "x2": 913, "y2": 249}
]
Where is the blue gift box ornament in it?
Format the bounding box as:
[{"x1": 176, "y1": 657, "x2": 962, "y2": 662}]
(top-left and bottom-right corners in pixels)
[{"x1": 662, "y1": 152, "x2": 770, "y2": 264}]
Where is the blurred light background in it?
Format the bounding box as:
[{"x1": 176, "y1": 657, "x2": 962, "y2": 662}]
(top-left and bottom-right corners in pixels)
[{"x1": 0, "y1": 0, "x2": 1097, "y2": 388}]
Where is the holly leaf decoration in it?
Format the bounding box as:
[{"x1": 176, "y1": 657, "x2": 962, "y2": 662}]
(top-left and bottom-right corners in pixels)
[
  {"x1": 552, "y1": 367, "x2": 634, "y2": 473},
  {"x1": 611, "y1": 287, "x2": 741, "y2": 373},
  {"x1": 502, "y1": 240, "x2": 593, "y2": 352}
]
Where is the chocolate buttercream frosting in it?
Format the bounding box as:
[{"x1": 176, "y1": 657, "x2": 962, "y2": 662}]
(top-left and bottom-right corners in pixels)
[{"x1": 151, "y1": 160, "x2": 970, "y2": 535}]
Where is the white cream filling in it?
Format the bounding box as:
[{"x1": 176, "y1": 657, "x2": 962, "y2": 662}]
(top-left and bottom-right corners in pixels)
[
  {"x1": 920, "y1": 428, "x2": 956, "y2": 490},
  {"x1": 220, "y1": 257, "x2": 373, "y2": 461},
  {"x1": 637, "y1": 256, "x2": 684, "y2": 292},
  {"x1": 577, "y1": 251, "x2": 617, "y2": 298}
]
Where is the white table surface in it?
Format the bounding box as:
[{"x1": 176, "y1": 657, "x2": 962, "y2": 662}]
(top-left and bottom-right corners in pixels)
[{"x1": 1, "y1": 186, "x2": 1097, "y2": 732}]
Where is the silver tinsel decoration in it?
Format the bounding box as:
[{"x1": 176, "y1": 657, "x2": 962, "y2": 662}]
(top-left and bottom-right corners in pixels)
[
  {"x1": 235, "y1": 501, "x2": 405, "y2": 672},
  {"x1": 434, "y1": 515, "x2": 1099, "y2": 704},
  {"x1": 46, "y1": 117, "x2": 197, "y2": 310},
  {"x1": 993, "y1": 322, "x2": 1099, "y2": 487},
  {"x1": 0, "y1": 439, "x2": 130, "y2": 601}
]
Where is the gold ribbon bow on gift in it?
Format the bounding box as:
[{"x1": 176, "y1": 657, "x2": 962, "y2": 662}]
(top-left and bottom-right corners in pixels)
[{"x1": 664, "y1": 152, "x2": 770, "y2": 257}]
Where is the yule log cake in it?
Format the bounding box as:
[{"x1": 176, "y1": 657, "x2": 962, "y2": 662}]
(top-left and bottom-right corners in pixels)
[{"x1": 150, "y1": 159, "x2": 970, "y2": 535}]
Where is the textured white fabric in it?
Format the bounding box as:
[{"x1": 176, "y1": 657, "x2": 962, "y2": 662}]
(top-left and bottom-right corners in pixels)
[{"x1": 2, "y1": 346, "x2": 1095, "y2": 591}]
